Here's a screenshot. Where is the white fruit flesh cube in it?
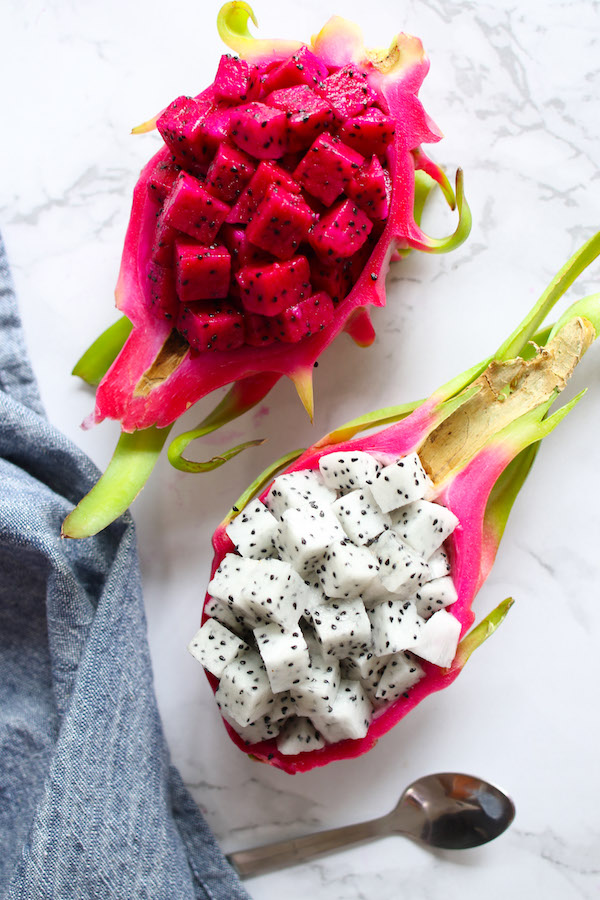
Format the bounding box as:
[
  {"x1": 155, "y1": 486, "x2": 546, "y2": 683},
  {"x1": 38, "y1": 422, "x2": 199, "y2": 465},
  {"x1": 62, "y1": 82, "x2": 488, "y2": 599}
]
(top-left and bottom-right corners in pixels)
[
  {"x1": 371, "y1": 452, "x2": 433, "y2": 513},
  {"x1": 221, "y1": 709, "x2": 283, "y2": 745},
  {"x1": 428, "y1": 546, "x2": 451, "y2": 579},
  {"x1": 208, "y1": 554, "x2": 259, "y2": 603},
  {"x1": 208, "y1": 555, "x2": 266, "y2": 628},
  {"x1": 265, "y1": 470, "x2": 336, "y2": 521},
  {"x1": 188, "y1": 619, "x2": 250, "y2": 678},
  {"x1": 318, "y1": 540, "x2": 379, "y2": 599},
  {"x1": 215, "y1": 650, "x2": 276, "y2": 727},
  {"x1": 318, "y1": 450, "x2": 380, "y2": 494},
  {"x1": 390, "y1": 500, "x2": 459, "y2": 558},
  {"x1": 225, "y1": 499, "x2": 278, "y2": 559},
  {"x1": 310, "y1": 597, "x2": 372, "y2": 658},
  {"x1": 311, "y1": 679, "x2": 372, "y2": 742},
  {"x1": 369, "y1": 599, "x2": 425, "y2": 656},
  {"x1": 253, "y1": 623, "x2": 311, "y2": 692},
  {"x1": 370, "y1": 531, "x2": 430, "y2": 595},
  {"x1": 414, "y1": 576, "x2": 458, "y2": 619},
  {"x1": 375, "y1": 652, "x2": 424, "y2": 705},
  {"x1": 292, "y1": 653, "x2": 340, "y2": 716},
  {"x1": 204, "y1": 596, "x2": 249, "y2": 638},
  {"x1": 331, "y1": 486, "x2": 390, "y2": 545},
  {"x1": 342, "y1": 647, "x2": 389, "y2": 680},
  {"x1": 412, "y1": 609, "x2": 461, "y2": 667},
  {"x1": 275, "y1": 506, "x2": 343, "y2": 575},
  {"x1": 241, "y1": 558, "x2": 305, "y2": 628},
  {"x1": 358, "y1": 573, "x2": 407, "y2": 610},
  {"x1": 276, "y1": 717, "x2": 325, "y2": 754}
]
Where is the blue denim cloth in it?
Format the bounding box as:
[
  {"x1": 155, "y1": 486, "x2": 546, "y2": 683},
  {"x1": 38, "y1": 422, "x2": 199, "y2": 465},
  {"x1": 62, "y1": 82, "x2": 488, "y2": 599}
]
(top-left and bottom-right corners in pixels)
[{"x1": 0, "y1": 234, "x2": 252, "y2": 900}]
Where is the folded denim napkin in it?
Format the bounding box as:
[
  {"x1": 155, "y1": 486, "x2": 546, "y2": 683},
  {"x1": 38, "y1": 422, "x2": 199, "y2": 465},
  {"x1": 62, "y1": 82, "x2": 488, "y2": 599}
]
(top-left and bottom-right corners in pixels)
[{"x1": 0, "y1": 233, "x2": 252, "y2": 900}]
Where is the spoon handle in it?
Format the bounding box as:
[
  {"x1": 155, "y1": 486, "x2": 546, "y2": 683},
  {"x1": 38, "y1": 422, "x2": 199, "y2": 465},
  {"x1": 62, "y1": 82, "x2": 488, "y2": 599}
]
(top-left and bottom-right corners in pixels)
[{"x1": 227, "y1": 816, "x2": 389, "y2": 878}]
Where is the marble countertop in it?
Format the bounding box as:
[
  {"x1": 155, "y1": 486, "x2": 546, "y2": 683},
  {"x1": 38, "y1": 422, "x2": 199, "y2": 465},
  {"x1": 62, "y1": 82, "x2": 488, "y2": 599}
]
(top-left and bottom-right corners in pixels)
[{"x1": 2, "y1": 0, "x2": 599, "y2": 897}]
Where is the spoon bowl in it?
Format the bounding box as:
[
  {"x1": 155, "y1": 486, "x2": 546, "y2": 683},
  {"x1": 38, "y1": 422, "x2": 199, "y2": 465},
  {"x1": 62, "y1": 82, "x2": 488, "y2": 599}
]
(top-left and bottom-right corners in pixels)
[
  {"x1": 397, "y1": 772, "x2": 515, "y2": 850},
  {"x1": 227, "y1": 772, "x2": 515, "y2": 878}
]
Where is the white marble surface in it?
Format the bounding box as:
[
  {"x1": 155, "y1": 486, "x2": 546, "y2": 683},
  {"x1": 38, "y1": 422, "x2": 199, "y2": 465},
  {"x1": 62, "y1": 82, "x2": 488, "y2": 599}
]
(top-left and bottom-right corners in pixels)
[{"x1": 2, "y1": 0, "x2": 600, "y2": 897}]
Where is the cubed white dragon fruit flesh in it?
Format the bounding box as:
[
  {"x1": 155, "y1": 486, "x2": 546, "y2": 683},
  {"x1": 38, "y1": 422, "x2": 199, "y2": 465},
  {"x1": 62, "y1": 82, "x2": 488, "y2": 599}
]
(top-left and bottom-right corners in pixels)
[
  {"x1": 309, "y1": 596, "x2": 372, "y2": 659},
  {"x1": 311, "y1": 678, "x2": 372, "y2": 742},
  {"x1": 276, "y1": 717, "x2": 325, "y2": 755},
  {"x1": 187, "y1": 619, "x2": 250, "y2": 678},
  {"x1": 411, "y1": 608, "x2": 461, "y2": 667},
  {"x1": 318, "y1": 450, "x2": 381, "y2": 494},
  {"x1": 369, "y1": 599, "x2": 425, "y2": 656},
  {"x1": 370, "y1": 451, "x2": 433, "y2": 513},
  {"x1": 318, "y1": 539, "x2": 379, "y2": 599},
  {"x1": 265, "y1": 470, "x2": 336, "y2": 521},
  {"x1": 253, "y1": 622, "x2": 311, "y2": 692},
  {"x1": 369, "y1": 530, "x2": 431, "y2": 595},
  {"x1": 414, "y1": 576, "x2": 458, "y2": 619},
  {"x1": 390, "y1": 499, "x2": 459, "y2": 559},
  {"x1": 194, "y1": 446, "x2": 464, "y2": 754},
  {"x1": 225, "y1": 499, "x2": 278, "y2": 559},
  {"x1": 291, "y1": 649, "x2": 341, "y2": 716},
  {"x1": 215, "y1": 649, "x2": 276, "y2": 727},
  {"x1": 331, "y1": 486, "x2": 391, "y2": 545},
  {"x1": 274, "y1": 505, "x2": 343, "y2": 575},
  {"x1": 374, "y1": 651, "x2": 425, "y2": 707},
  {"x1": 427, "y1": 546, "x2": 451, "y2": 579}
]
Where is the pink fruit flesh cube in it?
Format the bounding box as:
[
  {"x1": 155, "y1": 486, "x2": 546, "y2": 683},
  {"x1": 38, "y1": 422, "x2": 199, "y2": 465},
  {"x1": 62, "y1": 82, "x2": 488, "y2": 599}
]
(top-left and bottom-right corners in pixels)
[
  {"x1": 338, "y1": 109, "x2": 396, "y2": 157},
  {"x1": 260, "y1": 46, "x2": 329, "y2": 93},
  {"x1": 246, "y1": 185, "x2": 315, "y2": 260},
  {"x1": 244, "y1": 313, "x2": 277, "y2": 346},
  {"x1": 151, "y1": 216, "x2": 178, "y2": 267},
  {"x1": 266, "y1": 86, "x2": 336, "y2": 152},
  {"x1": 309, "y1": 198, "x2": 373, "y2": 259},
  {"x1": 145, "y1": 261, "x2": 179, "y2": 320},
  {"x1": 309, "y1": 256, "x2": 354, "y2": 303},
  {"x1": 294, "y1": 134, "x2": 364, "y2": 206},
  {"x1": 147, "y1": 160, "x2": 181, "y2": 204},
  {"x1": 220, "y1": 225, "x2": 268, "y2": 270},
  {"x1": 175, "y1": 240, "x2": 231, "y2": 302},
  {"x1": 346, "y1": 156, "x2": 390, "y2": 220},
  {"x1": 157, "y1": 96, "x2": 210, "y2": 167},
  {"x1": 227, "y1": 160, "x2": 301, "y2": 225},
  {"x1": 274, "y1": 291, "x2": 334, "y2": 342},
  {"x1": 230, "y1": 102, "x2": 288, "y2": 160},
  {"x1": 206, "y1": 143, "x2": 256, "y2": 203},
  {"x1": 177, "y1": 302, "x2": 245, "y2": 351},
  {"x1": 213, "y1": 54, "x2": 260, "y2": 103},
  {"x1": 162, "y1": 172, "x2": 230, "y2": 244},
  {"x1": 236, "y1": 255, "x2": 311, "y2": 316},
  {"x1": 317, "y1": 65, "x2": 377, "y2": 119}
]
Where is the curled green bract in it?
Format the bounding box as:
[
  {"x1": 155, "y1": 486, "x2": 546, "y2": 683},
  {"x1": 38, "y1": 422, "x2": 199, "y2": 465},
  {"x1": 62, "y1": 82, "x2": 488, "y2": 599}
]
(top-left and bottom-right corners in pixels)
[
  {"x1": 168, "y1": 436, "x2": 265, "y2": 474},
  {"x1": 221, "y1": 448, "x2": 305, "y2": 528},
  {"x1": 217, "y1": 1, "x2": 302, "y2": 61},
  {"x1": 417, "y1": 169, "x2": 472, "y2": 255}
]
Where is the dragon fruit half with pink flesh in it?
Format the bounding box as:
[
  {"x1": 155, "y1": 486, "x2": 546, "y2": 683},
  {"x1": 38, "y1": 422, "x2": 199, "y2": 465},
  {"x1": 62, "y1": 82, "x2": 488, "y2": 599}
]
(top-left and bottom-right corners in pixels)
[
  {"x1": 190, "y1": 233, "x2": 600, "y2": 773},
  {"x1": 63, "y1": 1, "x2": 470, "y2": 539}
]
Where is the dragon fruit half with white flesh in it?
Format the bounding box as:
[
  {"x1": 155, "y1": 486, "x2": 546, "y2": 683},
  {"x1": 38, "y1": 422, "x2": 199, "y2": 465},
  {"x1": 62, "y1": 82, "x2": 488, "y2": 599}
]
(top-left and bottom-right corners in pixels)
[
  {"x1": 190, "y1": 233, "x2": 600, "y2": 773},
  {"x1": 63, "y1": 1, "x2": 470, "y2": 539}
]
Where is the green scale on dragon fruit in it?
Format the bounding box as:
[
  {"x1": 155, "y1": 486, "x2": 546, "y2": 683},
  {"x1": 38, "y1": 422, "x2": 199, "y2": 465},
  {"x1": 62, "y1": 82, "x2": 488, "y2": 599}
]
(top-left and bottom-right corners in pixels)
[
  {"x1": 192, "y1": 231, "x2": 600, "y2": 772},
  {"x1": 63, "y1": 4, "x2": 471, "y2": 544}
]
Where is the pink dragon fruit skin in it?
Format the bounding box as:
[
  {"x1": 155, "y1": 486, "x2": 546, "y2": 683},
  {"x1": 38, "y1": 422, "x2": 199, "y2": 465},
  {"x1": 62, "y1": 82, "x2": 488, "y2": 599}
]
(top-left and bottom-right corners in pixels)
[{"x1": 203, "y1": 233, "x2": 600, "y2": 772}]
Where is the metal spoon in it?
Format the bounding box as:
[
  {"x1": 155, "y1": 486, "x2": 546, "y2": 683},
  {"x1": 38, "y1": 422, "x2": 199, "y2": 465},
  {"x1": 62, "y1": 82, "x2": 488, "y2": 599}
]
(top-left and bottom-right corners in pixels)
[{"x1": 227, "y1": 772, "x2": 515, "y2": 878}]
